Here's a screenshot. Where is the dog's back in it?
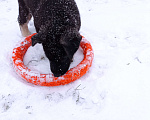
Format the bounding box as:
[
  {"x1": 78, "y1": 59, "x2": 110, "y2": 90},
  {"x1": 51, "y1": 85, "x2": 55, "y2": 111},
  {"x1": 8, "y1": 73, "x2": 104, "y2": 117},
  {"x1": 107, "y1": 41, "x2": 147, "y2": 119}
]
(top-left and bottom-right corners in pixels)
[{"x1": 22, "y1": 0, "x2": 81, "y2": 32}]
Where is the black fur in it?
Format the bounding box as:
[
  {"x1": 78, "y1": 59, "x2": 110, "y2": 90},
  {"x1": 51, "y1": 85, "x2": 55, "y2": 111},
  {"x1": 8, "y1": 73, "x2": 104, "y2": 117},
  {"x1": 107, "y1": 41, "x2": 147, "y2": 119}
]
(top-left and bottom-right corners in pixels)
[{"x1": 18, "y1": 0, "x2": 82, "y2": 77}]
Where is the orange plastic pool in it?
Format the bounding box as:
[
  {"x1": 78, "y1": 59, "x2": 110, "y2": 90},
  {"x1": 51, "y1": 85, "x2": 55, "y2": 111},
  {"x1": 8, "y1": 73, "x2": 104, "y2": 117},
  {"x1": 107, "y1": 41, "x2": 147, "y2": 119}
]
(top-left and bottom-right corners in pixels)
[{"x1": 12, "y1": 33, "x2": 94, "y2": 86}]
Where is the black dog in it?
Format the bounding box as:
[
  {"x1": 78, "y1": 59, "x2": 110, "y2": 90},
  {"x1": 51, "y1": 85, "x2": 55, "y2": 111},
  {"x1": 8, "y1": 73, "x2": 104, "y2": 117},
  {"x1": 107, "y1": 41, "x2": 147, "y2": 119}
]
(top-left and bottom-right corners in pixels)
[{"x1": 18, "y1": 0, "x2": 82, "y2": 77}]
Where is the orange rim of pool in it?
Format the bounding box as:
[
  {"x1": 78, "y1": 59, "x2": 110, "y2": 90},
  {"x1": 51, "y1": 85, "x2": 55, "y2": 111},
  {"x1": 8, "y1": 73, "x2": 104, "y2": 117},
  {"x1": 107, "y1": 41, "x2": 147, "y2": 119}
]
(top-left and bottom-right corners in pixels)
[{"x1": 12, "y1": 33, "x2": 94, "y2": 86}]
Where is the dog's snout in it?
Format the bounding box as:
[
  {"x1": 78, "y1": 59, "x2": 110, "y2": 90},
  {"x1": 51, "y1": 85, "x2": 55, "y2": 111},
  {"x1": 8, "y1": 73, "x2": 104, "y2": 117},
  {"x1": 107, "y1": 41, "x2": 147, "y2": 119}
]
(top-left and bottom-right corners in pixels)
[
  {"x1": 50, "y1": 57, "x2": 71, "y2": 77},
  {"x1": 54, "y1": 73, "x2": 63, "y2": 77}
]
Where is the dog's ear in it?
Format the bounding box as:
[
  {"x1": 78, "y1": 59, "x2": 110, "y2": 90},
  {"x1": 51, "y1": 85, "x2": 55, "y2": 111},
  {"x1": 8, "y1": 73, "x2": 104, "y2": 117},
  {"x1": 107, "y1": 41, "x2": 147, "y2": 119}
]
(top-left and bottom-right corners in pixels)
[
  {"x1": 60, "y1": 31, "x2": 82, "y2": 60},
  {"x1": 31, "y1": 32, "x2": 46, "y2": 46}
]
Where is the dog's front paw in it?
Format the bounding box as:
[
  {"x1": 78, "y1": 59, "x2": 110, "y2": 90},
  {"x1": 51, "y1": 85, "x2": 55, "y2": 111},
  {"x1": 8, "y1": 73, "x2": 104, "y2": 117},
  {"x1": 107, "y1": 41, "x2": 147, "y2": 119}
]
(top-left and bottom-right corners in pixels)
[
  {"x1": 20, "y1": 23, "x2": 31, "y2": 37},
  {"x1": 22, "y1": 31, "x2": 31, "y2": 37}
]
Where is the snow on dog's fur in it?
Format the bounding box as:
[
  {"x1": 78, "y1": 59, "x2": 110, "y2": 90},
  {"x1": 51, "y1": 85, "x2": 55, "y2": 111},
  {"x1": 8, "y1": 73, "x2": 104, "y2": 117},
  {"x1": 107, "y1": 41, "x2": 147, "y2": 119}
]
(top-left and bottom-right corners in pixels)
[{"x1": 18, "y1": 0, "x2": 82, "y2": 77}]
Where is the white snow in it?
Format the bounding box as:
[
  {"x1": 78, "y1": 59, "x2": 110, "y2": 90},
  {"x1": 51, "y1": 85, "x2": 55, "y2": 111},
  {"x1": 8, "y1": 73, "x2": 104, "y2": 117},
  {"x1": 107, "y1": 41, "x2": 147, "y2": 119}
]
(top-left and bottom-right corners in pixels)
[{"x1": 0, "y1": 0, "x2": 150, "y2": 120}]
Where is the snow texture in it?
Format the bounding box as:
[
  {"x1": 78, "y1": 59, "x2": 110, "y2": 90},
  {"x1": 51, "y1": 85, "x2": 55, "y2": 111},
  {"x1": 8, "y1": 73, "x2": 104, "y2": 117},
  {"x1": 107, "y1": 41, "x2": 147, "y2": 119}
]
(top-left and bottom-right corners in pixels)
[{"x1": 1, "y1": 0, "x2": 150, "y2": 120}]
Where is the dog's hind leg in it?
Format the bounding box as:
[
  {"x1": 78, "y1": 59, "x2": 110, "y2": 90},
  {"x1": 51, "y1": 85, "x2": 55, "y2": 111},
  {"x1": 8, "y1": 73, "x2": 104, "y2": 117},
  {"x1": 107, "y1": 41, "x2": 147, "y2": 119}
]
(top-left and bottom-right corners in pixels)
[{"x1": 18, "y1": 0, "x2": 32, "y2": 37}]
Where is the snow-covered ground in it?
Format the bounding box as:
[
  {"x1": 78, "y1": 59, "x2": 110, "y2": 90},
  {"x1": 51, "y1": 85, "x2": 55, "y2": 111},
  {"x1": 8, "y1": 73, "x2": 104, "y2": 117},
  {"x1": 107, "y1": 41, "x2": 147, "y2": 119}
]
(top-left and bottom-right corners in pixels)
[{"x1": 1, "y1": 0, "x2": 150, "y2": 119}]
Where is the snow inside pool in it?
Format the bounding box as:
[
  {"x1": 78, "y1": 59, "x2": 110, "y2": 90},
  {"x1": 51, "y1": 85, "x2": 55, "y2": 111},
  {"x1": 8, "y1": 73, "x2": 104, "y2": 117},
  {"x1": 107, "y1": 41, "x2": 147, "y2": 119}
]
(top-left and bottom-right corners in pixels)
[{"x1": 23, "y1": 43, "x2": 84, "y2": 74}]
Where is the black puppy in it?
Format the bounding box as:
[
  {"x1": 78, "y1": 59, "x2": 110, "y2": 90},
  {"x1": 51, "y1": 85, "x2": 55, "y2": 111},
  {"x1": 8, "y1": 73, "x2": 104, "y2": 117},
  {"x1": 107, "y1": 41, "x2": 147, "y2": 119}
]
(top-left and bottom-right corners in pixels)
[{"x1": 18, "y1": 0, "x2": 82, "y2": 77}]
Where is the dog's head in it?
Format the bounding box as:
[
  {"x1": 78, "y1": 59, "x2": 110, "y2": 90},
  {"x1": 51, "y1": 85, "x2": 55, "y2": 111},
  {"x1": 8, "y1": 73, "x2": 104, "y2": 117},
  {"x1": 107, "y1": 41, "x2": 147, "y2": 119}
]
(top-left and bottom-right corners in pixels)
[{"x1": 31, "y1": 29, "x2": 82, "y2": 77}]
